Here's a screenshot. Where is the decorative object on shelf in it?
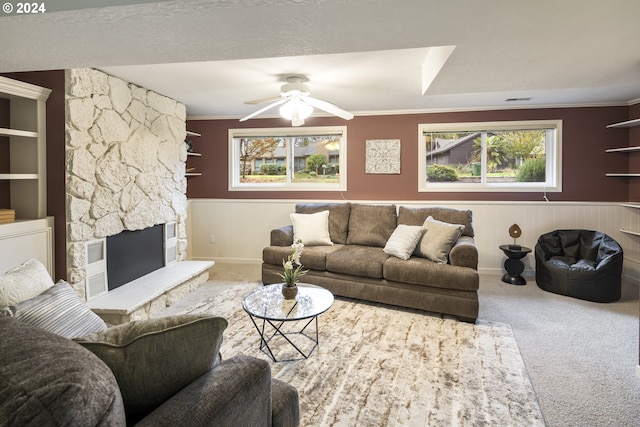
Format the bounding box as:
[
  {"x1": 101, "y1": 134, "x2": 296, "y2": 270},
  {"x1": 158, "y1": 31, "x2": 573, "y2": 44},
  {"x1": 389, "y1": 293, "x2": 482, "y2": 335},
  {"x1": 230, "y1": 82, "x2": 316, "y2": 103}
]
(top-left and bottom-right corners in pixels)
[
  {"x1": 278, "y1": 239, "x2": 307, "y2": 299},
  {"x1": 0, "y1": 209, "x2": 16, "y2": 224},
  {"x1": 508, "y1": 224, "x2": 522, "y2": 249},
  {"x1": 365, "y1": 139, "x2": 401, "y2": 174},
  {"x1": 185, "y1": 139, "x2": 193, "y2": 153}
]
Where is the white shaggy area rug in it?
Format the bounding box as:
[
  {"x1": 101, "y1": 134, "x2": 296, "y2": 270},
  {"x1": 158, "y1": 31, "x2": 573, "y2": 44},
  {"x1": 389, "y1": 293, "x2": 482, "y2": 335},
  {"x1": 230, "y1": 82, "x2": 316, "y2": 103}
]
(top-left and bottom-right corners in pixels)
[{"x1": 179, "y1": 282, "x2": 545, "y2": 426}]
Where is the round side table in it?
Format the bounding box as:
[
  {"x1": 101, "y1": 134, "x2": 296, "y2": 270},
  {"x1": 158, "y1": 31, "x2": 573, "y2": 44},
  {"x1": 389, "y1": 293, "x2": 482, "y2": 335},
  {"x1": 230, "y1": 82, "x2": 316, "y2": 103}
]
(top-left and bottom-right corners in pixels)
[{"x1": 499, "y1": 245, "x2": 531, "y2": 285}]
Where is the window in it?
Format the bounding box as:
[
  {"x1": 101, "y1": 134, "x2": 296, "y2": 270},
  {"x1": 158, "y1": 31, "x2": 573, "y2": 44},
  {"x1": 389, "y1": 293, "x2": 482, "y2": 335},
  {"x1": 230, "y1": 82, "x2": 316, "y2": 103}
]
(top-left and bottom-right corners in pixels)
[
  {"x1": 418, "y1": 120, "x2": 562, "y2": 192},
  {"x1": 229, "y1": 126, "x2": 347, "y2": 191}
]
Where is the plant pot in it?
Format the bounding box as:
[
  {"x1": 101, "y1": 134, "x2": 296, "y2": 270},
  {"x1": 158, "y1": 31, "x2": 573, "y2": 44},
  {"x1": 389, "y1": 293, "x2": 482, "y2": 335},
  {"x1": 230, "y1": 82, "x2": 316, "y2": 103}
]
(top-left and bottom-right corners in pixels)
[{"x1": 282, "y1": 284, "x2": 298, "y2": 300}]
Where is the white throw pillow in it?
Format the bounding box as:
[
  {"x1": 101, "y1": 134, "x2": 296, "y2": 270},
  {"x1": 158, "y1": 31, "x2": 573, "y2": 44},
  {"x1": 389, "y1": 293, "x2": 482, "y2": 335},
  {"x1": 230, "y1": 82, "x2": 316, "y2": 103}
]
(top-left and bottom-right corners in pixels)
[
  {"x1": 383, "y1": 225, "x2": 425, "y2": 260},
  {"x1": 0, "y1": 258, "x2": 55, "y2": 307},
  {"x1": 415, "y1": 216, "x2": 464, "y2": 263},
  {"x1": 290, "y1": 210, "x2": 333, "y2": 246}
]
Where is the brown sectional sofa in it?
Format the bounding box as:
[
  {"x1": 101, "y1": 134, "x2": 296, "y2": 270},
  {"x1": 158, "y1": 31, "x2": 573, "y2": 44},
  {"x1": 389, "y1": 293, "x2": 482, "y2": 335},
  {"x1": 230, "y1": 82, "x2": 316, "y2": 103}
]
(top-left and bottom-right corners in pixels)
[{"x1": 262, "y1": 203, "x2": 480, "y2": 322}]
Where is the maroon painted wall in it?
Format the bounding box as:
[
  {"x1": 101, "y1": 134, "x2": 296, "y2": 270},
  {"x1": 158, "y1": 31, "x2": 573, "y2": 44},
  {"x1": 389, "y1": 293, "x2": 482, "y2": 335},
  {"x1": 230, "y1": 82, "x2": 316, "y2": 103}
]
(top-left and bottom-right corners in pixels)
[
  {"x1": 186, "y1": 106, "x2": 630, "y2": 202},
  {"x1": 3, "y1": 71, "x2": 66, "y2": 280}
]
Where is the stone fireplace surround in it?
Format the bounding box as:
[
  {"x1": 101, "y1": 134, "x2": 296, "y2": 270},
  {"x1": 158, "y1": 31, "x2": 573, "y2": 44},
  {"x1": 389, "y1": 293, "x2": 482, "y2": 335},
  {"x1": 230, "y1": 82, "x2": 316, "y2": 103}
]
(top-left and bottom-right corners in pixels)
[{"x1": 65, "y1": 68, "x2": 211, "y2": 323}]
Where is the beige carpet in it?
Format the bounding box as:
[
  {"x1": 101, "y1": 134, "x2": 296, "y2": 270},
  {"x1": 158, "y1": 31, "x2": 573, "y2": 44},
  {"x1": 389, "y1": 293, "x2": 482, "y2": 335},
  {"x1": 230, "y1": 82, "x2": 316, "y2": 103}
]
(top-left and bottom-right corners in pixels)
[{"x1": 179, "y1": 282, "x2": 545, "y2": 426}]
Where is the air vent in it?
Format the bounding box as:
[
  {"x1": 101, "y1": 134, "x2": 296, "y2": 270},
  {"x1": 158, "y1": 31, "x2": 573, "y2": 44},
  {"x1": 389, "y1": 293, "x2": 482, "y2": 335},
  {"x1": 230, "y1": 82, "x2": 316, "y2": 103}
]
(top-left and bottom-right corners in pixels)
[{"x1": 87, "y1": 272, "x2": 107, "y2": 300}]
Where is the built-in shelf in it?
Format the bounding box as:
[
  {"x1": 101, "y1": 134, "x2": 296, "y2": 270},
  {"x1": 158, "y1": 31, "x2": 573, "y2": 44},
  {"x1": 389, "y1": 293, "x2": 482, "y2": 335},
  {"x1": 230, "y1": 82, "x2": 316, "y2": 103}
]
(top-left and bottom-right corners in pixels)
[
  {"x1": 0, "y1": 76, "x2": 51, "y2": 221},
  {"x1": 606, "y1": 173, "x2": 640, "y2": 177},
  {"x1": 0, "y1": 174, "x2": 39, "y2": 180},
  {"x1": 606, "y1": 146, "x2": 640, "y2": 153},
  {"x1": 185, "y1": 130, "x2": 201, "y2": 177},
  {"x1": 606, "y1": 118, "x2": 640, "y2": 129},
  {"x1": 620, "y1": 229, "x2": 640, "y2": 237},
  {"x1": 0, "y1": 128, "x2": 38, "y2": 138}
]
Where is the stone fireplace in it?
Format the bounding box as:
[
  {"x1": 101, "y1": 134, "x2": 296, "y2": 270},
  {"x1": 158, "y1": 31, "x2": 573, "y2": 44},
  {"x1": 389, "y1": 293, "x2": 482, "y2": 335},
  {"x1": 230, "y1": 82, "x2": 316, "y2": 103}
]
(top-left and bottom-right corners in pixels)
[{"x1": 64, "y1": 68, "x2": 199, "y2": 315}]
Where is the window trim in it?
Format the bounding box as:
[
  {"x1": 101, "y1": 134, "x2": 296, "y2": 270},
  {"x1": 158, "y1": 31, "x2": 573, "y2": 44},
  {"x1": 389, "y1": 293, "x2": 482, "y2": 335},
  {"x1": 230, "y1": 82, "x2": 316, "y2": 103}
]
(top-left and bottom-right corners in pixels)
[
  {"x1": 418, "y1": 120, "x2": 562, "y2": 193},
  {"x1": 228, "y1": 126, "x2": 347, "y2": 192}
]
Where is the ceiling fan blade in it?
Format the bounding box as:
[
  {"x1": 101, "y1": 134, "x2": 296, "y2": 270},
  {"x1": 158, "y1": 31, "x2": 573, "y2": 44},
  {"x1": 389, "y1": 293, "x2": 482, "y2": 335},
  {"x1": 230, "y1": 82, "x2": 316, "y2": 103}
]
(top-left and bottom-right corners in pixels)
[
  {"x1": 239, "y1": 98, "x2": 288, "y2": 122},
  {"x1": 244, "y1": 96, "x2": 282, "y2": 105},
  {"x1": 303, "y1": 97, "x2": 354, "y2": 120}
]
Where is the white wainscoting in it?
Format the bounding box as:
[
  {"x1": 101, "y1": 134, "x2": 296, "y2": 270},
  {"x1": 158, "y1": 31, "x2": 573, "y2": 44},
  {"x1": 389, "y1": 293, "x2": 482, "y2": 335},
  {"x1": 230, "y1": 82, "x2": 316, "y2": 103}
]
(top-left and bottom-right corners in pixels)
[{"x1": 186, "y1": 199, "x2": 640, "y2": 282}]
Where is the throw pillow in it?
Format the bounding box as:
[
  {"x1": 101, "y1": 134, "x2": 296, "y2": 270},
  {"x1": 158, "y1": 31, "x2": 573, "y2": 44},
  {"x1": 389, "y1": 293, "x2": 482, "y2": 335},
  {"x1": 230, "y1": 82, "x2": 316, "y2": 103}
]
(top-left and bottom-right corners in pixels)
[
  {"x1": 0, "y1": 258, "x2": 55, "y2": 307},
  {"x1": 6, "y1": 280, "x2": 108, "y2": 339},
  {"x1": 74, "y1": 314, "x2": 228, "y2": 419},
  {"x1": 290, "y1": 210, "x2": 333, "y2": 246},
  {"x1": 383, "y1": 225, "x2": 425, "y2": 260},
  {"x1": 416, "y1": 216, "x2": 464, "y2": 263}
]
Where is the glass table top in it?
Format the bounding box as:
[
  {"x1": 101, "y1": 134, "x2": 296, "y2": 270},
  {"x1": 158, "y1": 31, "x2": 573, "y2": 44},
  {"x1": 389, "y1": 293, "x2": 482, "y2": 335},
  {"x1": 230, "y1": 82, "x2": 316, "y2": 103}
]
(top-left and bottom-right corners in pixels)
[{"x1": 242, "y1": 283, "x2": 334, "y2": 321}]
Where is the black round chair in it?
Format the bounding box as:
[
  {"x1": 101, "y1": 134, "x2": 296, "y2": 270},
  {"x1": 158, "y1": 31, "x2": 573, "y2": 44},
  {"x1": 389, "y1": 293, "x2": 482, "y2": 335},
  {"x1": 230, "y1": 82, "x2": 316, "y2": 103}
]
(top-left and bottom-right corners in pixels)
[{"x1": 535, "y1": 229, "x2": 623, "y2": 302}]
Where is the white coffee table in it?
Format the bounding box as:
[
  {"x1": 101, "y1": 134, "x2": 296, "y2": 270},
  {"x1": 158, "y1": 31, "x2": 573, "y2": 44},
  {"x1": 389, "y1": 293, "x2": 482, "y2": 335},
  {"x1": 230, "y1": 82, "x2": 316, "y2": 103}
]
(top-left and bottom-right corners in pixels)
[{"x1": 242, "y1": 283, "x2": 334, "y2": 362}]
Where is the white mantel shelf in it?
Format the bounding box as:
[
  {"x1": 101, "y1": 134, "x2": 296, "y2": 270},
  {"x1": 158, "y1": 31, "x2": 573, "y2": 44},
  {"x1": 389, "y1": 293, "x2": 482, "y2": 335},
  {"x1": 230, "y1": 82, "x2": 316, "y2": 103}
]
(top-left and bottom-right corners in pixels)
[{"x1": 87, "y1": 260, "x2": 214, "y2": 323}]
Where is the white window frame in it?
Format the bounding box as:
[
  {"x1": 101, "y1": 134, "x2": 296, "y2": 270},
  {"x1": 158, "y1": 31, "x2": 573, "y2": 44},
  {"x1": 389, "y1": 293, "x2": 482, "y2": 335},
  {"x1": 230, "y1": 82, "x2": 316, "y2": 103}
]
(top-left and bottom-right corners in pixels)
[
  {"x1": 229, "y1": 126, "x2": 347, "y2": 191},
  {"x1": 418, "y1": 120, "x2": 562, "y2": 192}
]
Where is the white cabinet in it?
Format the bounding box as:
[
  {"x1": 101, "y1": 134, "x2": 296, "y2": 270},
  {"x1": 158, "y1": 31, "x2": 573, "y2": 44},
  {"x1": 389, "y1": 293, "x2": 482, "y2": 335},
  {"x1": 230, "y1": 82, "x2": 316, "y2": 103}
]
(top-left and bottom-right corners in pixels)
[{"x1": 0, "y1": 76, "x2": 51, "y2": 219}]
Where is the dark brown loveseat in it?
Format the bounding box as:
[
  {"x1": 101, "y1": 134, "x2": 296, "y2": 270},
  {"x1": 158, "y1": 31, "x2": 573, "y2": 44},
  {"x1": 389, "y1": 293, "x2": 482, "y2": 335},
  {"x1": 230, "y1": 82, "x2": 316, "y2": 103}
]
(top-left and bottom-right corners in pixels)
[{"x1": 262, "y1": 203, "x2": 479, "y2": 322}]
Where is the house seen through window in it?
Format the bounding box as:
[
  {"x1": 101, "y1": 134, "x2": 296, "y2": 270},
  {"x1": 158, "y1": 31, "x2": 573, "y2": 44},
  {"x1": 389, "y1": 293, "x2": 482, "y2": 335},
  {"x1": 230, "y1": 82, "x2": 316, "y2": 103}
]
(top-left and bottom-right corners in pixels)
[
  {"x1": 418, "y1": 120, "x2": 562, "y2": 192},
  {"x1": 229, "y1": 126, "x2": 347, "y2": 191}
]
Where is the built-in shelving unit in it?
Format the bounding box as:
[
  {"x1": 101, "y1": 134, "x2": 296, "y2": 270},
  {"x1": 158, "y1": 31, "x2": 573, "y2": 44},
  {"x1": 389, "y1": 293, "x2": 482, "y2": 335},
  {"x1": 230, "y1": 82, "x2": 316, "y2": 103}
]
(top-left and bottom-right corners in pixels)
[
  {"x1": 605, "y1": 118, "x2": 640, "y2": 177},
  {"x1": 185, "y1": 131, "x2": 202, "y2": 177},
  {"x1": 0, "y1": 76, "x2": 54, "y2": 276},
  {"x1": 620, "y1": 203, "x2": 640, "y2": 237},
  {"x1": 0, "y1": 76, "x2": 51, "y2": 220},
  {"x1": 606, "y1": 118, "x2": 640, "y2": 129}
]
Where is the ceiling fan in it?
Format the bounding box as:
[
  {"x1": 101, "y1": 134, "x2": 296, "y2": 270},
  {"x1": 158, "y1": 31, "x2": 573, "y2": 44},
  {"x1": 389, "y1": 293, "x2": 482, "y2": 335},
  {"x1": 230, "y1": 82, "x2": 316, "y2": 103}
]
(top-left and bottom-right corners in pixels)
[{"x1": 239, "y1": 75, "x2": 354, "y2": 126}]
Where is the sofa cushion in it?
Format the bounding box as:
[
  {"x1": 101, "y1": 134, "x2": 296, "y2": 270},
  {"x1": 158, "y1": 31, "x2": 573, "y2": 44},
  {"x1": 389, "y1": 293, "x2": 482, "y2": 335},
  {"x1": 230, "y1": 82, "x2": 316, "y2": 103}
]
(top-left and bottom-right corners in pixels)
[
  {"x1": 0, "y1": 258, "x2": 54, "y2": 307},
  {"x1": 384, "y1": 257, "x2": 480, "y2": 292},
  {"x1": 0, "y1": 316, "x2": 125, "y2": 426},
  {"x1": 4, "y1": 280, "x2": 108, "y2": 339},
  {"x1": 75, "y1": 314, "x2": 228, "y2": 420},
  {"x1": 290, "y1": 210, "x2": 333, "y2": 246},
  {"x1": 296, "y1": 203, "x2": 351, "y2": 244},
  {"x1": 346, "y1": 204, "x2": 397, "y2": 247},
  {"x1": 398, "y1": 206, "x2": 474, "y2": 237},
  {"x1": 263, "y1": 244, "x2": 343, "y2": 271},
  {"x1": 415, "y1": 216, "x2": 464, "y2": 264},
  {"x1": 383, "y1": 224, "x2": 425, "y2": 260},
  {"x1": 326, "y1": 245, "x2": 389, "y2": 279}
]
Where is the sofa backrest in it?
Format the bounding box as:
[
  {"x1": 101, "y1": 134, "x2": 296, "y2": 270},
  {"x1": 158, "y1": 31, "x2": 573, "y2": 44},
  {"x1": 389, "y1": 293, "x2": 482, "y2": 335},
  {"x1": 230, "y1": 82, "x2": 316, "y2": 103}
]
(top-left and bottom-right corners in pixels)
[
  {"x1": 346, "y1": 204, "x2": 397, "y2": 248},
  {"x1": 397, "y1": 206, "x2": 474, "y2": 237},
  {"x1": 295, "y1": 203, "x2": 352, "y2": 244}
]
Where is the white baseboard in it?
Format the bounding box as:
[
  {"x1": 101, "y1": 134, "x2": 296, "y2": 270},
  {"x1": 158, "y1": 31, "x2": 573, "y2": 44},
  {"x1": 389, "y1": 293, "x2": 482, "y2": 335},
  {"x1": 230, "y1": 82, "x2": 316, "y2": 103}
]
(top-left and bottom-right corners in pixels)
[{"x1": 190, "y1": 256, "x2": 262, "y2": 265}]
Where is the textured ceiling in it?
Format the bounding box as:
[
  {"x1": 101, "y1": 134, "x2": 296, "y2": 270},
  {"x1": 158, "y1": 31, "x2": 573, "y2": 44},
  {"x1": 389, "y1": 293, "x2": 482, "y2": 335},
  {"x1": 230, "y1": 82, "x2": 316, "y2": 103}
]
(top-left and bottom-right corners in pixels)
[{"x1": 2, "y1": 0, "x2": 640, "y2": 118}]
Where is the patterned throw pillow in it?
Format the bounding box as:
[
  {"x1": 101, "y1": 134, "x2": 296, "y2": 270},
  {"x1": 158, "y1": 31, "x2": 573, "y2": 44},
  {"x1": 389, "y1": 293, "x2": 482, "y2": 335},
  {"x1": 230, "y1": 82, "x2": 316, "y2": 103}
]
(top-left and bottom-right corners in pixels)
[
  {"x1": 383, "y1": 225, "x2": 425, "y2": 260},
  {"x1": 8, "y1": 280, "x2": 108, "y2": 339}
]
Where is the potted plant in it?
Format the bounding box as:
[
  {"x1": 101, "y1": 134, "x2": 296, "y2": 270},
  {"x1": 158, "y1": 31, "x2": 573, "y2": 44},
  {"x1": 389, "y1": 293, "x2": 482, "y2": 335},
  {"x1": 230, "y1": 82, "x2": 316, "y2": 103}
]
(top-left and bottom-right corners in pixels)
[{"x1": 279, "y1": 239, "x2": 307, "y2": 299}]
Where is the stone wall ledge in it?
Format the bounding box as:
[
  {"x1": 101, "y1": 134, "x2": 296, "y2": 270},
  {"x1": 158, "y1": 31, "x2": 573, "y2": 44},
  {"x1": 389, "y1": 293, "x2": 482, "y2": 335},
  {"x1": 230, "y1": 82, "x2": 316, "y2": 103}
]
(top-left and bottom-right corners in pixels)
[{"x1": 87, "y1": 260, "x2": 214, "y2": 324}]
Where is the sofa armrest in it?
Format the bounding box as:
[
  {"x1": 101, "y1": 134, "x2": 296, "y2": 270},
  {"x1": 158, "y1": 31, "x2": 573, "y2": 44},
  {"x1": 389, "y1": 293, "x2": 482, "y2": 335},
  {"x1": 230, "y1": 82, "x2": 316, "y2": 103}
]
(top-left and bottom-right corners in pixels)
[
  {"x1": 135, "y1": 355, "x2": 272, "y2": 427},
  {"x1": 271, "y1": 225, "x2": 294, "y2": 246},
  {"x1": 449, "y1": 236, "x2": 478, "y2": 270}
]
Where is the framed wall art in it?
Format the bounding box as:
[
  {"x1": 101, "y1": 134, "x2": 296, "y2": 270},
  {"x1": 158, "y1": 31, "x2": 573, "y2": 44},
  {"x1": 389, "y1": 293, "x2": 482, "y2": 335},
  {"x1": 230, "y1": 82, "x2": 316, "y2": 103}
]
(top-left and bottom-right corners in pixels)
[{"x1": 365, "y1": 139, "x2": 401, "y2": 174}]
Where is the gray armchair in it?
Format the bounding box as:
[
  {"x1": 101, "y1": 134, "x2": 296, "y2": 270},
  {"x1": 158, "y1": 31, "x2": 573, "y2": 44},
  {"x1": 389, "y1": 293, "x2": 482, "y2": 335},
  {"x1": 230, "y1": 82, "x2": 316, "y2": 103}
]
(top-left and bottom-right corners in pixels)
[{"x1": 0, "y1": 315, "x2": 299, "y2": 427}]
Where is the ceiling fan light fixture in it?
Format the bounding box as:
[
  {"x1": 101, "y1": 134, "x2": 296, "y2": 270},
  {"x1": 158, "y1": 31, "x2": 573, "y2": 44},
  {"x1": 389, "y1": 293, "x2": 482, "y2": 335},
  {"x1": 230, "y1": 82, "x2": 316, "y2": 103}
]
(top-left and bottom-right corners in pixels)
[{"x1": 279, "y1": 98, "x2": 313, "y2": 126}]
